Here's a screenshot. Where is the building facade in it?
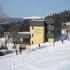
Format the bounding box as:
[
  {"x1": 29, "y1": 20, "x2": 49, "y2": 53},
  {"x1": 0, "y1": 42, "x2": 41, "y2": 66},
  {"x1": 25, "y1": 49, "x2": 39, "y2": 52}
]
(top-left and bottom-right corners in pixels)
[
  {"x1": 29, "y1": 19, "x2": 46, "y2": 45},
  {"x1": 0, "y1": 16, "x2": 62, "y2": 46}
]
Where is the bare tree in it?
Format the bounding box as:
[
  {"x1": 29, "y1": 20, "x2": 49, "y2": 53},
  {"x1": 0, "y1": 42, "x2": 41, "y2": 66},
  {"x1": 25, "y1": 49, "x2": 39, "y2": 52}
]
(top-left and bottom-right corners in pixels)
[
  {"x1": 0, "y1": 6, "x2": 8, "y2": 49},
  {"x1": 0, "y1": 25, "x2": 4, "y2": 37},
  {"x1": 0, "y1": 6, "x2": 6, "y2": 38},
  {"x1": 10, "y1": 21, "x2": 21, "y2": 54}
]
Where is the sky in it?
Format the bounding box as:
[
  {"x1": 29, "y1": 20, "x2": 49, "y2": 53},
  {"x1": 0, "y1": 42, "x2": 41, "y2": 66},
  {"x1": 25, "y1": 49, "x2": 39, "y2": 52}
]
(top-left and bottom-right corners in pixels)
[{"x1": 0, "y1": 0, "x2": 70, "y2": 18}]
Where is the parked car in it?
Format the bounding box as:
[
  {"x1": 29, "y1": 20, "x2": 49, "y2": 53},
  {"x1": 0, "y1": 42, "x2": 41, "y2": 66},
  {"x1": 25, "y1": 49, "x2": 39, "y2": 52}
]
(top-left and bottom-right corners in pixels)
[
  {"x1": 0, "y1": 50, "x2": 12, "y2": 56},
  {"x1": 19, "y1": 44, "x2": 26, "y2": 49},
  {"x1": 0, "y1": 51, "x2": 4, "y2": 56}
]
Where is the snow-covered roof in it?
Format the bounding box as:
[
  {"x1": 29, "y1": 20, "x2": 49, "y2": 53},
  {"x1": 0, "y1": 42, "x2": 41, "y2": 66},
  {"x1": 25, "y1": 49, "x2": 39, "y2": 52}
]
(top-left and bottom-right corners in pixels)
[
  {"x1": 31, "y1": 19, "x2": 45, "y2": 21},
  {"x1": 24, "y1": 16, "x2": 45, "y2": 19},
  {"x1": 63, "y1": 22, "x2": 70, "y2": 26},
  {"x1": 18, "y1": 32, "x2": 30, "y2": 34}
]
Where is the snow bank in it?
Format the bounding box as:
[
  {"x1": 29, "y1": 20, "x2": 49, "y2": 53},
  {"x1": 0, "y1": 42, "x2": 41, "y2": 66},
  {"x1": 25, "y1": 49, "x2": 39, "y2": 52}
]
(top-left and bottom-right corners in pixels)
[
  {"x1": 0, "y1": 38, "x2": 5, "y2": 47},
  {"x1": 7, "y1": 43, "x2": 14, "y2": 50},
  {"x1": 0, "y1": 38, "x2": 14, "y2": 50}
]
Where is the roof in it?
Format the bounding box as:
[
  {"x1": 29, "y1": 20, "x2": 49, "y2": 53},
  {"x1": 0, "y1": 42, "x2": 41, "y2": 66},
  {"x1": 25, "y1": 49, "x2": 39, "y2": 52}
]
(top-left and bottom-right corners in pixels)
[
  {"x1": 31, "y1": 19, "x2": 45, "y2": 21},
  {"x1": 24, "y1": 16, "x2": 45, "y2": 19},
  {"x1": 18, "y1": 32, "x2": 30, "y2": 34}
]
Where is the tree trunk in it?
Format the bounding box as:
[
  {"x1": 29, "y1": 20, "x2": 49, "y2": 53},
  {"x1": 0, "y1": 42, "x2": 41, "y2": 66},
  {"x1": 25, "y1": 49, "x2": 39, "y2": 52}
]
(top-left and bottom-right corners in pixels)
[{"x1": 13, "y1": 34, "x2": 18, "y2": 55}]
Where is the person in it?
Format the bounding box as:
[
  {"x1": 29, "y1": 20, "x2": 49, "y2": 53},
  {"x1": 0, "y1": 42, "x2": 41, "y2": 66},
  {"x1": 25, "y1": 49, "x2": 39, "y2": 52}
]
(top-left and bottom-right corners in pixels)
[
  {"x1": 19, "y1": 45, "x2": 22, "y2": 54},
  {"x1": 39, "y1": 44, "x2": 40, "y2": 48},
  {"x1": 62, "y1": 39, "x2": 63, "y2": 43}
]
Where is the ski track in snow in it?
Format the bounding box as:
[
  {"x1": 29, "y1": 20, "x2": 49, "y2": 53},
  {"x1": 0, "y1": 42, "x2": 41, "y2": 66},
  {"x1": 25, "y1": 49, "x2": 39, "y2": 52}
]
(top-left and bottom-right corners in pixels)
[{"x1": 0, "y1": 40, "x2": 70, "y2": 70}]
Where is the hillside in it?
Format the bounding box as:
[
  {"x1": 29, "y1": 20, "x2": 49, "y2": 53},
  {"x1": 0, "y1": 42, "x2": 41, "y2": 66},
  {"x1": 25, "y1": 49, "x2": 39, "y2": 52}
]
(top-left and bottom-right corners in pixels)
[
  {"x1": 0, "y1": 40, "x2": 70, "y2": 70},
  {"x1": 0, "y1": 17, "x2": 24, "y2": 24}
]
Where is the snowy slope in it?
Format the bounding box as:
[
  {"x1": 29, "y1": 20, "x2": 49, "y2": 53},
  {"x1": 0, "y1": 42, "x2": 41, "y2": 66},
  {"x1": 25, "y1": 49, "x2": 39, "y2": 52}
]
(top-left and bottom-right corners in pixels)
[{"x1": 0, "y1": 40, "x2": 70, "y2": 70}]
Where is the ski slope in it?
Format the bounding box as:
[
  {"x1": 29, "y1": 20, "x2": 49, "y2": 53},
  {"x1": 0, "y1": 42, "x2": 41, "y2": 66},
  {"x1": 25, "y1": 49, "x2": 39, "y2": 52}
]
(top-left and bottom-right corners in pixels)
[{"x1": 0, "y1": 40, "x2": 70, "y2": 70}]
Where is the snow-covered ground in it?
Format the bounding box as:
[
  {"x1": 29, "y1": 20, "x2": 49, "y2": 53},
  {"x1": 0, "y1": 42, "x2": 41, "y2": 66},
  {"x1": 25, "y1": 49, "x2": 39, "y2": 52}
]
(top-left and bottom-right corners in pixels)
[{"x1": 0, "y1": 40, "x2": 70, "y2": 70}]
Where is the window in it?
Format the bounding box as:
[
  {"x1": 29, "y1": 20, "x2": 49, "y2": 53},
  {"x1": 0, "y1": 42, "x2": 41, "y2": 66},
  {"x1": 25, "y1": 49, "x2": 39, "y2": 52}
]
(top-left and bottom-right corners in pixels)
[
  {"x1": 32, "y1": 34, "x2": 33, "y2": 37},
  {"x1": 48, "y1": 31, "x2": 51, "y2": 34},
  {"x1": 23, "y1": 38, "x2": 30, "y2": 44},
  {"x1": 32, "y1": 26, "x2": 34, "y2": 29},
  {"x1": 51, "y1": 31, "x2": 54, "y2": 33},
  {"x1": 32, "y1": 41, "x2": 33, "y2": 44},
  {"x1": 29, "y1": 35, "x2": 31, "y2": 38}
]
